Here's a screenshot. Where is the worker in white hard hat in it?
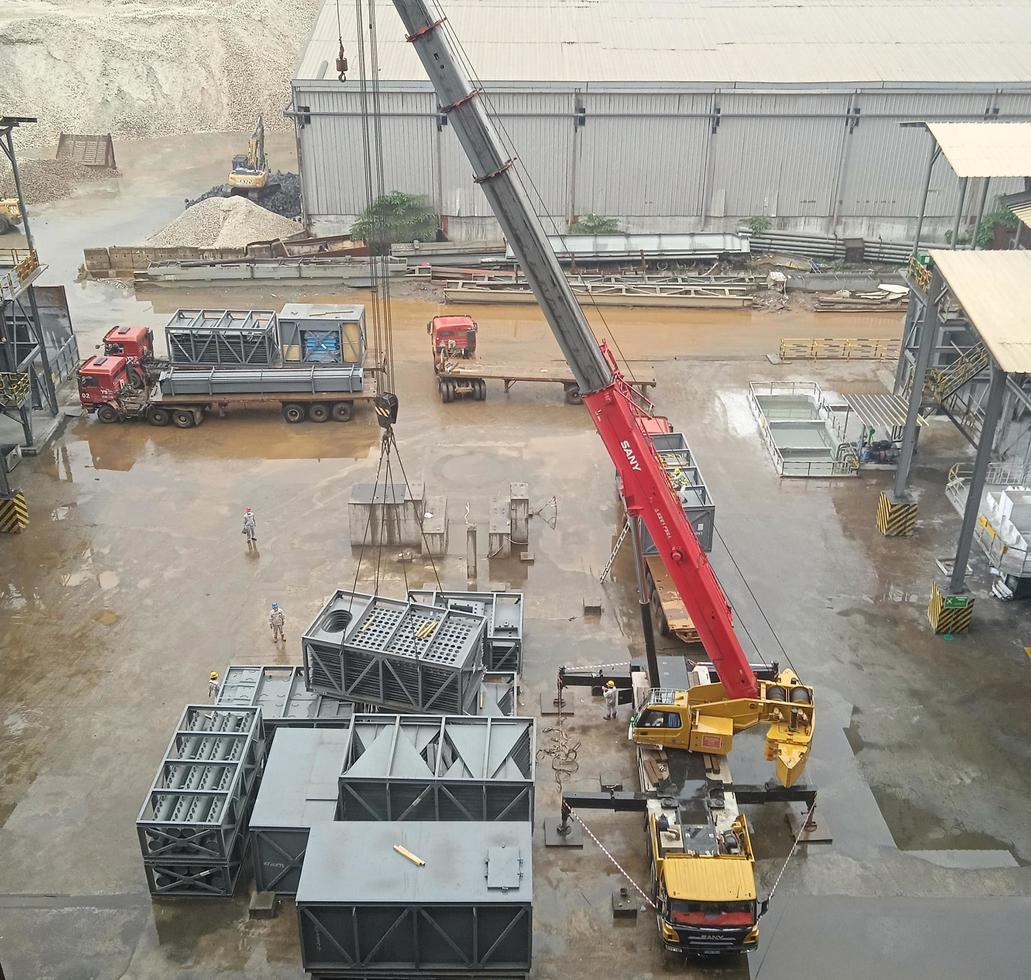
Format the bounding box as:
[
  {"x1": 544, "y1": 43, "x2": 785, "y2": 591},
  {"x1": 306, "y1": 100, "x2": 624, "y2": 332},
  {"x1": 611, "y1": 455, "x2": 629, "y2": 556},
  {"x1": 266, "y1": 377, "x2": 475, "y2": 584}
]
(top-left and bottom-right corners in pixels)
[
  {"x1": 208, "y1": 671, "x2": 219, "y2": 700},
  {"x1": 603, "y1": 679, "x2": 619, "y2": 720},
  {"x1": 269, "y1": 602, "x2": 285, "y2": 643},
  {"x1": 242, "y1": 507, "x2": 257, "y2": 547}
]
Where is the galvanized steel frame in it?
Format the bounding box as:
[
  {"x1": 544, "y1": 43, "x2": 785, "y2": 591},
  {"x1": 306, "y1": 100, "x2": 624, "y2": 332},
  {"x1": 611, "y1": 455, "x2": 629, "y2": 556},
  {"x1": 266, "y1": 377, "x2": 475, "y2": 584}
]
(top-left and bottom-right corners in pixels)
[{"x1": 165, "y1": 308, "x2": 279, "y2": 367}]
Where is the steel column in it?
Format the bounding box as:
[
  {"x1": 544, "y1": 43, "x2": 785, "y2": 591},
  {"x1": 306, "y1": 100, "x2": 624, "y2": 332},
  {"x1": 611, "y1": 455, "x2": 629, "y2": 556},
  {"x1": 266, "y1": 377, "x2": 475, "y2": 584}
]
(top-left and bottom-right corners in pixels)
[
  {"x1": 912, "y1": 140, "x2": 940, "y2": 256},
  {"x1": 893, "y1": 271, "x2": 943, "y2": 499},
  {"x1": 951, "y1": 177, "x2": 969, "y2": 248},
  {"x1": 971, "y1": 177, "x2": 991, "y2": 250},
  {"x1": 949, "y1": 363, "x2": 1006, "y2": 594}
]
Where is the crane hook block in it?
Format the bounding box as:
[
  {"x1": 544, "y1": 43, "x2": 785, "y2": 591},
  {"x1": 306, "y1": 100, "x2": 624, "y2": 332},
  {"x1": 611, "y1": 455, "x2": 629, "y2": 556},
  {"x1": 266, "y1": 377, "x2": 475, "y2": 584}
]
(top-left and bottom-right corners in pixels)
[
  {"x1": 336, "y1": 43, "x2": 348, "y2": 82},
  {"x1": 375, "y1": 392, "x2": 399, "y2": 430}
]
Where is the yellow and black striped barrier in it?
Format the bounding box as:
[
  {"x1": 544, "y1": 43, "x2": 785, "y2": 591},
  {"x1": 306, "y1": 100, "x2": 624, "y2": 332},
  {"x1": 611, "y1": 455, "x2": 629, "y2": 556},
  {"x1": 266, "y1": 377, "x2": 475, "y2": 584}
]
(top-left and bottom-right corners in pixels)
[
  {"x1": 928, "y1": 581, "x2": 974, "y2": 634},
  {"x1": 876, "y1": 490, "x2": 917, "y2": 536},
  {"x1": 0, "y1": 492, "x2": 28, "y2": 534}
]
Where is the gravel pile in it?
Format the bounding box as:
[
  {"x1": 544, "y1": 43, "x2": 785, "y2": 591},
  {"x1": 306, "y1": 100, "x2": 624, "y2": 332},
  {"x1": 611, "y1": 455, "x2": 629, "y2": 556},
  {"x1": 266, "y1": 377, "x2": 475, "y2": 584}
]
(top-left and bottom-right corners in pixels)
[
  {"x1": 186, "y1": 171, "x2": 302, "y2": 220},
  {"x1": 0, "y1": 159, "x2": 119, "y2": 205},
  {"x1": 1, "y1": 0, "x2": 324, "y2": 149},
  {"x1": 145, "y1": 195, "x2": 303, "y2": 248}
]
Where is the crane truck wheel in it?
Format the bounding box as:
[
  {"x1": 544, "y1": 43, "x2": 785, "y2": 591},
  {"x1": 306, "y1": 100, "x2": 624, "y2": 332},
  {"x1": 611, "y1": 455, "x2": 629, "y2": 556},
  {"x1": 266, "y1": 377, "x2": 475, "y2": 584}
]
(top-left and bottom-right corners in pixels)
[
  {"x1": 308, "y1": 402, "x2": 330, "y2": 423},
  {"x1": 147, "y1": 406, "x2": 171, "y2": 427},
  {"x1": 331, "y1": 401, "x2": 354, "y2": 422},
  {"x1": 96, "y1": 404, "x2": 120, "y2": 424},
  {"x1": 282, "y1": 403, "x2": 306, "y2": 423},
  {"x1": 172, "y1": 409, "x2": 196, "y2": 428},
  {"x1": 564, "y1": 383, "x2": 582, "y2": 405}
]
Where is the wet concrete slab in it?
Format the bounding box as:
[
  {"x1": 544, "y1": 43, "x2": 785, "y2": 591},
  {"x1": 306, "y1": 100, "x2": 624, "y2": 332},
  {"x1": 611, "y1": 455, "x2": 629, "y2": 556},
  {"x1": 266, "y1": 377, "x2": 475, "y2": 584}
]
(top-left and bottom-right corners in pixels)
[{"x1": 3, "y1": 137, "x2": 1031, "y2": 978}]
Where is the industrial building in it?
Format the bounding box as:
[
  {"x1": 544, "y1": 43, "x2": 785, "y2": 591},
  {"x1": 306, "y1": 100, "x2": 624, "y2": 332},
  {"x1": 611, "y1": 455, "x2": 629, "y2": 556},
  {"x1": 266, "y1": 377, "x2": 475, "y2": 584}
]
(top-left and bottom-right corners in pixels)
[{"x1": 291, "y1": 0, "x2": 1031, "y2": 241}]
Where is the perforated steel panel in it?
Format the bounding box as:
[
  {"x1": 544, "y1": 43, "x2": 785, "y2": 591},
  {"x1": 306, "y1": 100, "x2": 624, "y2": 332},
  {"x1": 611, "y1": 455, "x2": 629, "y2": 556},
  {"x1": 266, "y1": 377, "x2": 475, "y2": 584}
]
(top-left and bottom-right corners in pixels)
[{"x1": 407, "y1": 590, "x2": 524, "y2": 672}]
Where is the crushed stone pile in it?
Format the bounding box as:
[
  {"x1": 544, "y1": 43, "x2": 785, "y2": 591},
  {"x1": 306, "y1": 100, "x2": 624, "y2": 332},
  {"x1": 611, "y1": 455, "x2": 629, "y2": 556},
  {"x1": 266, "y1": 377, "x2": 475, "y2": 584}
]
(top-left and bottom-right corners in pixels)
[
  {"x1": 186, "y1": 171, "x2": 302, "y2": 220},
  {"x1": 145, "y1": 196, "x2": 303, "y2": 249},
  {"x1": 1, "y1": 0, "x2": 324, "y2": 150},
  {"x1": 1, "y1": 158, "x2": 118, "y2": 205}
]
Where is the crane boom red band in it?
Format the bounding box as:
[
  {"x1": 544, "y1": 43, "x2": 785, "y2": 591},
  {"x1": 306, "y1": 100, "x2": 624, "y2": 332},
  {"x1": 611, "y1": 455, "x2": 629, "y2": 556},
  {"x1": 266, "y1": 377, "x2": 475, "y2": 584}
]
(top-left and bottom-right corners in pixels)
[{"x1": 405, "y1": 16, "x2": 446, "y2": 42}]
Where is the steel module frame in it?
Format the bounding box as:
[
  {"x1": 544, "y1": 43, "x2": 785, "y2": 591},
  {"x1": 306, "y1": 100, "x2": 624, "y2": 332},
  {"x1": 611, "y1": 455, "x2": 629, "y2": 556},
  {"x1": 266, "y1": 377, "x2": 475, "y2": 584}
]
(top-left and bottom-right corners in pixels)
[
  {"x1": 303, "y1": 591, "x2": 486, "y2": 715},
  {"x1": 337, "y1": 715, "x2": 535, "y2": 822},
  {"x1": 165, "y1": 308, "x2": 279, "y2": 367},
  {"x1": 296, "y1": 821, "x2": 532, "y2": 976},
  {"x1": 216, "y1": 664, "x2": 354, "y2": 738},
  {"x1": 137, "y1": 705, "x2": 265, "y2": 897},
  {"x1": 408, "y1": 590, "x2": 523, "y2": 672}
]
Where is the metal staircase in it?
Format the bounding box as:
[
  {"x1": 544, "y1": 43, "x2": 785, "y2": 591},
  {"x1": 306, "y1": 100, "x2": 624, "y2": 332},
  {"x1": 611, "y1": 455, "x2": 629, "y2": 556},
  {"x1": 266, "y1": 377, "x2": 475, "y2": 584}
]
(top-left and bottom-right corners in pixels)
[{"x1": 926, "y1": 342, "x2": 990, "y2": 401}]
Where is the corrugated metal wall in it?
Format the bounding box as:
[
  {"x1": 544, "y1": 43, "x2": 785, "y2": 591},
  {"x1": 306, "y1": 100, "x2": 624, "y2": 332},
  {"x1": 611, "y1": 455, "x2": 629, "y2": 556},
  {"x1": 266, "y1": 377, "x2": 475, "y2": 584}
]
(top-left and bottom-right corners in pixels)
[{"x1": 293, "y1": 81, "x2": 1031, "y2": 241}]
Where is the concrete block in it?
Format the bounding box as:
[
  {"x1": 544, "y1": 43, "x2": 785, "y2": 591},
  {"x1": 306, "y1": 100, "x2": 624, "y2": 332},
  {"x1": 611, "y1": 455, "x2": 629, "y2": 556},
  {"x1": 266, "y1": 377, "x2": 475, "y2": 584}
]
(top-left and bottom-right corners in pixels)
[{"x1": 249, "y1": 889, "x2": 278, "y2": 919}]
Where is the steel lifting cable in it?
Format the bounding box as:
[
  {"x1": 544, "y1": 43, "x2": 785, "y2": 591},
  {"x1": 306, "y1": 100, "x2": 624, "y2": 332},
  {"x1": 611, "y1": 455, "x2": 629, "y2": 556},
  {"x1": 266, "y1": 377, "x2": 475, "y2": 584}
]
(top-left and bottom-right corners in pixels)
[
  {"x1": 566, "y1": 807, "x2": 657, "y2": 910},
  {"x1": 436, "y1": 4, "x2": 638, "y2": 387}
]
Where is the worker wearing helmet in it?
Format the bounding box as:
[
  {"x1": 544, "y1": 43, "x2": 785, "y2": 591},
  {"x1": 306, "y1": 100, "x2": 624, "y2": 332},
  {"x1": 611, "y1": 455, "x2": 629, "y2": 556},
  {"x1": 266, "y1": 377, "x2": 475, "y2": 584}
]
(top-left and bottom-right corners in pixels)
[
  {"x1": 208, "y1": 671, "x2": 220, "y2": 700},
  {"x1": 242, "y1": 507, "x2": 257, "y2": 547},
  {"x1": 603, "y1": 679, "x2": 619, "y2": 720},
  {"x1": 269, "y1": 602, "x2": 285, "y2": 643}
]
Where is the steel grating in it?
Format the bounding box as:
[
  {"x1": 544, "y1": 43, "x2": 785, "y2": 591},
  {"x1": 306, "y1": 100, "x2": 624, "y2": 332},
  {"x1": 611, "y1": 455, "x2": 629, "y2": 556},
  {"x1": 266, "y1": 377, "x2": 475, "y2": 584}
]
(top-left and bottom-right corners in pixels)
[
  {"x1": 303, "y1": 591, "x2": 485, "y2": 715},
  {"x1": 407, "y1": 590, "x2": 523, "y2": 672},
  {"x1": 296, "y1": 821, "x2": 532, "y2": 976},
  {"x1": 216, "y1": 665, "x2": 354, "y2": 739},
  {"x1": 137, "y1": 705, "x2": 265, "y2": 897},
  {"x1": 248, "y1": 728, "x2": 346, "y2": 894},
  {"x1": 337, "y1": 715, "x2": 535, "y2": 823}
]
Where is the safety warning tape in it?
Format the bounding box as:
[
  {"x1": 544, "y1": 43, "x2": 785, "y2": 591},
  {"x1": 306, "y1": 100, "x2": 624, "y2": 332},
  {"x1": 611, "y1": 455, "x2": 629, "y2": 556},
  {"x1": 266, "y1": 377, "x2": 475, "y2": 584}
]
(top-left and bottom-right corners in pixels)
[{"x1": 0, "y1": 492, "x2": 28, "y2": 533}]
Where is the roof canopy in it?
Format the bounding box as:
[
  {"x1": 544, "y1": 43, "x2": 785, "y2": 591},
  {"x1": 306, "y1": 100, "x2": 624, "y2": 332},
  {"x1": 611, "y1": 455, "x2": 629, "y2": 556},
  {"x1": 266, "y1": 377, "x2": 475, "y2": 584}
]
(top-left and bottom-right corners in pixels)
[
  {"x1": 929, "y1": 250, "x2": 1031, "y2": 373},
  {"x1": 926, "y1": 122, "x2": 1031, "y2": 178}
]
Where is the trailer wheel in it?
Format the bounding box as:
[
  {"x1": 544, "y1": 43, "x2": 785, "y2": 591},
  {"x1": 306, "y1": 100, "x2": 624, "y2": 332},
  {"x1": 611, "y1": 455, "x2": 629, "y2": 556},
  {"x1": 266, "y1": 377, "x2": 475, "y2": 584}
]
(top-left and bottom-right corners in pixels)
[
  {"x1": 440, "y1": 379, "x2": 452, "y2": 404},
  {"x1": 282, "y1": 403, "x2": 306, "y2": 424},
  {"x1": 308, "y1": 402, "x2": 330, "y2": 423},
  {"x1": 331, "y1": 401, "x2": 354, "y2": 422},
  {"x1": 96, "y1": 404, "x2": 120, "y2": 424},
  {"x1": 172, "y1": 409, "x2": 196, "y2": 428},
  {"x1": 475, "y1": 378, "x2": 487, "y2": 401},
  {"x1": 147, "y1": 406, "x2": 171, "y2": 427},
  {"x1": 564, "y1": 383, "x2": 582, "y2": 405}
]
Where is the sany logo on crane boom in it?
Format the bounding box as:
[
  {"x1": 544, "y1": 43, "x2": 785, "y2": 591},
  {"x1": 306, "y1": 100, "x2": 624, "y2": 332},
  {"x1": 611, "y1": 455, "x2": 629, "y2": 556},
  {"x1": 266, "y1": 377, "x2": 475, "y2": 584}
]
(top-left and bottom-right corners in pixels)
[{"x1": 619, "y1": 440, "x2": 642, "y2": 472}]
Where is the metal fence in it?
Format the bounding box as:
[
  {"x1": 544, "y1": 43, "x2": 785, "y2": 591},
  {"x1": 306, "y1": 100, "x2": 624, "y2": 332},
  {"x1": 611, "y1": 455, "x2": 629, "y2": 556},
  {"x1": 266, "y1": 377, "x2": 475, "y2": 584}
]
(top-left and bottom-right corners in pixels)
[
  {"x1": 337, "y1": 715, "x2": 535, "y2": 823},
  {"x1": 137, "y1": 705, "x2": 265, "y2": 897},
  {"x1": 779, "y1": 337, "x2": 901, "y2": 361}
]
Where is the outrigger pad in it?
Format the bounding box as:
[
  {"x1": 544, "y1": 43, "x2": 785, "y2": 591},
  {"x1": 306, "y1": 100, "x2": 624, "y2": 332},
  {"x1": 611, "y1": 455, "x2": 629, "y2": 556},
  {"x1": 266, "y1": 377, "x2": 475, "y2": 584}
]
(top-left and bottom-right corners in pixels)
[
  {"x1": 787, "y1": 807, "x2": 833, "y2": 844},
  {"x1": 544, "y1": 816, "x2": 584, "y2": 848}
]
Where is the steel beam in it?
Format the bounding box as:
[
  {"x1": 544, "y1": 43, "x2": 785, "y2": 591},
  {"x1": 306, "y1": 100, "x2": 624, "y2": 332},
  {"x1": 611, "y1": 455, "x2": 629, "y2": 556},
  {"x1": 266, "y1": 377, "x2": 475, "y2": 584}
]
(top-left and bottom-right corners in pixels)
[
  {"x1": 950, "y1": 363, "x2": 1007, "y2": 594},
  {"x1": 911, "y1": 140, "x2": 940, "y2": 256}
]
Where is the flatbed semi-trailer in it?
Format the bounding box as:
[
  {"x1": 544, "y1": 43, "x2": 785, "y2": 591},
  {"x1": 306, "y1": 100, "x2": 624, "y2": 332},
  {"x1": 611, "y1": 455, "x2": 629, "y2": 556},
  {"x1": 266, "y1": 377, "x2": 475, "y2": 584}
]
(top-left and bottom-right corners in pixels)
[{"x1": 78, "y1": 354, "x2": 379, "y2": 427}]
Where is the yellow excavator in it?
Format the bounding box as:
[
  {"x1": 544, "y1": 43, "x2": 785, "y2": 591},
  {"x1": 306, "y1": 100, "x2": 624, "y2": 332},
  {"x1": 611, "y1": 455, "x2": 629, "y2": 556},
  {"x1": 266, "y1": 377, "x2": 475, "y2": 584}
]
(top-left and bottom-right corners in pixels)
[{"x1": 227, "y1": 117, "x2": 277, "y2": 198}]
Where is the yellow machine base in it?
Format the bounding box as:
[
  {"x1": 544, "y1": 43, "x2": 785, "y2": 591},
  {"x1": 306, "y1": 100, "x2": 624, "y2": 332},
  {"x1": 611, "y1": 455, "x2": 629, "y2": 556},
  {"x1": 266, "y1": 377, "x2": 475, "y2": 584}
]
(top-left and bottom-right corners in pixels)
[
  {"x1": 877, "y1": 491, "x2": 917, "y2": 536},
  {"x1": 928, "y1": 581, "x2": 974, "y2": 634},
  {"x1": 0, "y1": 492, "x2": 28, "y2": 533}
]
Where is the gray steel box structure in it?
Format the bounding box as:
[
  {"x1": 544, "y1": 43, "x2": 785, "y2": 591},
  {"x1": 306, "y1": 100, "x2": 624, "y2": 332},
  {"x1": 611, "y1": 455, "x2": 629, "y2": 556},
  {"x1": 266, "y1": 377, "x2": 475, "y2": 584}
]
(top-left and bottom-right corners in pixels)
[
  {"x1": 296, "y1": 821, "x2": 532, "y2": 976},
  {"x1": 277, "y1": 302, "x2": 366, "y2": 364},
  {"x1": 408, "y1": 590, "x2": 523, "y2": 672},
  {"x1": 216, "y1": 664, "x2": 354, "y2": 739},
  {"x1": 647, "y1": 431, "x2": 715, "y2": 553},
  {"x1": 303, "y1": 591, "x2": 485, "y2": 715},
  {"x1": 248, "y1": 727, "x2": 346, "y2": 894},
  {"x1": 166, "y1": 309, "x2": 279, "y2": 367},
  {"x1": 337, "y1": 715, "x2": 535, "y2": 823},
  {"x1": 137, "y1": 705, "x2": 265, "y2": 897}
]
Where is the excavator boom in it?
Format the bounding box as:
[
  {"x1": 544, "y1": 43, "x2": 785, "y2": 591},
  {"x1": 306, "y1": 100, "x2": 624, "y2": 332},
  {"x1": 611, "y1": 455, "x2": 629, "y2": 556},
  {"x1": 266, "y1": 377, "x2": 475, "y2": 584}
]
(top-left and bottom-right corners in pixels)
[{"x1": 392, "y1": 0, "x2": 760, "y2": 700}]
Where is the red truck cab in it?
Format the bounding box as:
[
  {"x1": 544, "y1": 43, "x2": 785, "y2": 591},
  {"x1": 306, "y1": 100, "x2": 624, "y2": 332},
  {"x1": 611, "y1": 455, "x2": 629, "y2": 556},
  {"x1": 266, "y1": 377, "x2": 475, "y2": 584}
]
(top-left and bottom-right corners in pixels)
[
  {"x1": 428, "y1": 315, "x2": 477, "y2": 359},
  {"x1": 102, "y1": 325, "x2": 155, "y2": 367},
  {"x1": 78, "y1": 355, "x2": 132, "y2": 411}
]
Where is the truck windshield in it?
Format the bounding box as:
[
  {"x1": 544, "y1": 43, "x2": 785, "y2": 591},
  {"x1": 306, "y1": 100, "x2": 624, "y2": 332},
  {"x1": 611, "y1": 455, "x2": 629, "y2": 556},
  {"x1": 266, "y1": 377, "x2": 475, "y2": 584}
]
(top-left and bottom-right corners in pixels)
[{"x1": 670, "y1": 900, "x2": 755, "y2": 927}]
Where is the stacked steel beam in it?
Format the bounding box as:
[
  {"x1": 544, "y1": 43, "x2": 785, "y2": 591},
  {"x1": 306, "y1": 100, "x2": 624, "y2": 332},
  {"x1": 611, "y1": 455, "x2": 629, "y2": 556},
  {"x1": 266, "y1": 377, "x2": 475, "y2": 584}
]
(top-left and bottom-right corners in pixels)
[{"x1": 136, "y1": 705, "x2": 265, "y2": 897}]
